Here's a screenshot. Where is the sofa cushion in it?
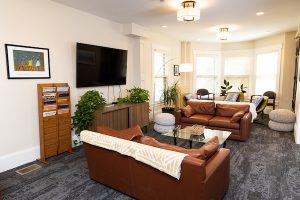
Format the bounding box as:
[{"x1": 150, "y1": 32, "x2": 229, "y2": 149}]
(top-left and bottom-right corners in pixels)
[
  {"x1": 181, "y1": 105, "x2": 196, "y2": 117},
  {"x1": 209, "y1": 116, "x2": 240, "y2": 130},
  {"x1": 215, "y1": 104, "x2": 249, "y2": 117},
  {"x1": 139, "y1": 136, "x2": 219, "y2": 160},
  {"x1": 188, "y1": 101, "x2": 215, "y2": 115},
  {"x1": 230, "y1": 111, "x2": 246, "y2": 123},
  {"x1": 181, "y1": 114, "x2": 214, "y2": 126},
  {"x1": 96, "y1": 125, "x2": 144, "y2": 141}
]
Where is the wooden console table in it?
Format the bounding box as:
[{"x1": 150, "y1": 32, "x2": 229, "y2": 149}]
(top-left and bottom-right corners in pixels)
[{"x1": 91, "y1": 102, "x2": 149, "y2": 131}]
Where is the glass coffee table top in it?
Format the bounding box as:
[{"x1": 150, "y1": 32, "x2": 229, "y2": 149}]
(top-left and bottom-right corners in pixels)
[{"x1": 162, "y1": 126, "x2": 231, "y2": 148}]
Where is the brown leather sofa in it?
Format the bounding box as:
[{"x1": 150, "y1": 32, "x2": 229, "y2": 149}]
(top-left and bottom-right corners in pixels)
[
  {"x1": 176, "y1": 101, "x2": 252, "y2": 141},
  {"x1": 83, "y1": 126, "x2": 230, "y2": 200}
]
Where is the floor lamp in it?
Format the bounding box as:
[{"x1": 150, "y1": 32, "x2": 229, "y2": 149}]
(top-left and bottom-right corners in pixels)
[
  {"x1": 179, "y1": 63, "x2": 193, "y2": 91},
  {"x1": 152, "y1": 57, "x2": 178, "y2": 120}
]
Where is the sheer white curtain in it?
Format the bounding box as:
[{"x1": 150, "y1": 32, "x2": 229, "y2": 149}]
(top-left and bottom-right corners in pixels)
[
  {"x1": 224, "y1": 55, "x2": 250, "y2": 94},
  {"x1": 194, "y1": 54, "x2": 219, "y2": 93},
  {"x1": 255, "y1": 51, "x2": 280, "y2": 94},
  {"x1": 153, "y1": 51, "x2": 167, "y2": 102}
]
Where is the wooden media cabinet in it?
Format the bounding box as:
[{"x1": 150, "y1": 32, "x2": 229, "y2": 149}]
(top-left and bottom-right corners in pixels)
[{"x1": 91, "y1": 102, "x2": 149, "y2": 131}]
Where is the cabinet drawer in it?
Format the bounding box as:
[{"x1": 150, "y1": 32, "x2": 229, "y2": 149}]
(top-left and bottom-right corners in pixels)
[
  {"x1": 44, "y1": 126, "x2": 58, "y2": 135},
  {"x1": 45, "y1": 144, "x2": 58, "y2": 158},
  {"x1": 44, "y1": 136, "x2": 58, "y2": 146},
  {"x1": 59, "y1": 129, "x2": 70, "y2": 137},
  {"x1": 58, "y1": 139, "x2": 71, "y2": 153},
  {"x1": 58, "y1": 115, "x2": 70, "y2": 125},
  {"x1": 59, "y1": 124, "x2": 70, "y2": 132},
  {"x1": 43, "y1": 117, "x2": 58, "y2": 129}
]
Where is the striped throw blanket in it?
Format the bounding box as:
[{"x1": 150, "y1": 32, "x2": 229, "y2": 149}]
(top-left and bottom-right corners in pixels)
[{"x1": 80, "y1": 130, "x2": 187, "y2": 179}]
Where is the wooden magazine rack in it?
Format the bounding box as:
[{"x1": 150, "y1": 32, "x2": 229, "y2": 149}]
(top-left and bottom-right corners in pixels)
[{"x1": 37, "y1": 83, "x2": 72, "y2": 163}]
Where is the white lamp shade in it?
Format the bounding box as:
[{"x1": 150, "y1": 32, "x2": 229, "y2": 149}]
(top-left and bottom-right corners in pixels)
[
  {"x1": 216, "y1": 28, "x2": 231, "y2": 40},
  {"x1": 177, "y1": 8, "x2": 200, "y2": 22},
  {"x1": 179, "y1": 63, "x2": 193, "y2": 72}
]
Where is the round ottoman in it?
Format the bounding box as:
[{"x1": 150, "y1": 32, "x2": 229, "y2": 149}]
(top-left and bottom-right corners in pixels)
[
  {"x1": 268, "y1": 109, "x2": 296, "y2": 132},
  {"x1": 154, "y1": 113, "x2": 175, "y2": 133}
]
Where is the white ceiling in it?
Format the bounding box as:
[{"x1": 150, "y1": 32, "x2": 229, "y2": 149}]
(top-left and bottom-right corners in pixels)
[{"x1": 52, "y1": 0, "x2": 300, "y2": 42}]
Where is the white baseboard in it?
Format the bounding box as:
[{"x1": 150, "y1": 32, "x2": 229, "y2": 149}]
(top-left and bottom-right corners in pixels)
[
  {"x1": 0, "y1": 146, "x2": 40, "y2": 173},
  {"x1": 295, "y1": 123, "x2": 300, "y2": 144}
]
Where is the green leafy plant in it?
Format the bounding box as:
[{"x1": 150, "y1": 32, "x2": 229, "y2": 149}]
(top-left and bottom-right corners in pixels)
[
  {"x1": 72, "y1": 90, "x2": 106, "y2": 137},
  {"x1": 162, "y1": 81, "x2": 180, "y2": 109},
  {"x1": 238, "y1": 84, "x2": 247, "y2": 93},
  {"x1": 220, "y1": 79, "x2": 232, "y2": 96},
  {"x1": 117, "y1": 87, "x2": 150, "y2": 103}
]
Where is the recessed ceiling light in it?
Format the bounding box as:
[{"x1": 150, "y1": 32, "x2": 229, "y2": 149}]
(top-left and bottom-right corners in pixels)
[
  {"x1": 256, "y1": 12, "x2": 264, "y2": 16},
  {"x1": 265, "y1": 31, "x2": 271, "y2": 34},
  {"x1": 161, "y1": 25, "x2": 168, "y2": 28}
]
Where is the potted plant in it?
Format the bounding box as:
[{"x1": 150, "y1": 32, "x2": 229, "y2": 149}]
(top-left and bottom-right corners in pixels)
[
  {"x1": 72, "y1": 90, "x2": 106, "y2": 145},
  {"x1": 238, "y1": 84, "x2": 247, "y2": 93},
  {"x1": 220, "y1": 79, "x2": 232, "y2": 96},
  {"x1": 117, "y1": 87, "x2": 150, "y2": 103},
  {"x1": 161, "y1": 81, "x2": 180, "y2": 114}
]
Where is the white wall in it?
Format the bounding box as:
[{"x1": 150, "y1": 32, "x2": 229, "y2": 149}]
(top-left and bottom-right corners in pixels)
[
  {"x1": 141, "y1": 32, "x2": 181, "y2": 120},
  {"x1": 0, "y1": 0, "x2": 180, "y2": 172},
  {"x1": 294, "y1": 40, "x2": 300, "y2": 144}
]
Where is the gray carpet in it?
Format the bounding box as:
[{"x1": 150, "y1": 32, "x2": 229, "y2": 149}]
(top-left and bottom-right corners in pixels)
[{"x1": 1, "y1": 122, "x2": 300, "y2": 200}]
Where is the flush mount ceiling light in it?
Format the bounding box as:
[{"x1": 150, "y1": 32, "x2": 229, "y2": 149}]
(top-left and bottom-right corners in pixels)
[
  {"x1": 216, "y1": 27, "x2": 231, "y2": 40},
  {"x1": 177, "y1": 1, "x2": 200, "y2": 22},
  {"x1": 256, "y1": 11, "x2": 264, "y2": 16}
]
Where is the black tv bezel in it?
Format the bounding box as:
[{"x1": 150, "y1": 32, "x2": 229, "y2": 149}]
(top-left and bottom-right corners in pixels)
[{"x1": 76, "y1": 42, "x2": 127, "y2": 88}]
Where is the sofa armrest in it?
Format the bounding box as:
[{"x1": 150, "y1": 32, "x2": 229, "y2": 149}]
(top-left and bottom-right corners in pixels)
[
  {"x1": 96, "y1": 125, "x2": 144, "y2": 141},
  {"x1": 203, "y1": 148, "x2": 230, "y2": 198},
  {"x1": 240, "y1": 112, "x2": 252, "y2": 141},
  {"x1": 175, "y1": 109, "x2": 182, "y2": 125}
]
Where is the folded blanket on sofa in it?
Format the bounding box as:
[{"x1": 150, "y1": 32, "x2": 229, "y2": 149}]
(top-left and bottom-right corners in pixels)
[{"x1": 81, "y1": 130, "x2": 187, "y2": 179}]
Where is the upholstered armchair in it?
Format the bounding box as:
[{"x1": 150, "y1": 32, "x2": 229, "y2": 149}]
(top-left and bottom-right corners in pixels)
[
  {"x1": 250, "y1": 95, "x2": 269, "y2": 122},
  {"x1": 196, "y1": 89, "x2": 215, "y2": 100}
]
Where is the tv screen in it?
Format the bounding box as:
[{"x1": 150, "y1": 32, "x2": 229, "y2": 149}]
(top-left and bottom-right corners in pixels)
[{"x1": 76, "y1": 43, "x2": 127, "y2": 87}]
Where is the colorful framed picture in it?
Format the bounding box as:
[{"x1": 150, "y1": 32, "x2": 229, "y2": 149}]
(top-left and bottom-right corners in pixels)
[
  {"x1": 5, "y1": 44, "x2": 50, "y2": 79},
  {"x1": 174, "y1": 65, "x2": 179, "y2": 76}
]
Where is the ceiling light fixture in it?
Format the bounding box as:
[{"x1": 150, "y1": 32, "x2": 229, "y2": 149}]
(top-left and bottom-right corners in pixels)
[
  {"x1": 256, "y1": 11, "x2": 264, "y2": 16},
  {"x1": 216, "y1": 27, "x2": 231, "y2": 40},
  {"x1": 177, "y1": 1, "x2": 200, "y2": 22},
  {"x1": 161, "y1": 25, "x2": 168, "y2": 28}
]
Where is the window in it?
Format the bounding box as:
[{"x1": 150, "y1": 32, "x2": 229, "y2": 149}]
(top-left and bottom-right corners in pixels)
[
  {"x1": 255, "y1": 51, "x2": 279, "y2": 94},
  {"x1": 224, "y1": 55, "x2": 250, "y2": 94},
  {"x1": 195, "y1": 55, "x2": 218, "y2": 93},
  {"x1": 153, "y1": 51, "x2": 167, "y2": 102}
]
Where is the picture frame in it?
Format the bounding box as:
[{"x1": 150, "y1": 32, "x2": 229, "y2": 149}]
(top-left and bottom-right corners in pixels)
[
  {"x1": 174, "y1": 65, "x2": 180, "y2": 76},
  {"x1": 5, "y1": 44, "x2": 51, "y2": 79},
  {"x1": 298, "y1": 51, "x2": 300, "y2": 81}
]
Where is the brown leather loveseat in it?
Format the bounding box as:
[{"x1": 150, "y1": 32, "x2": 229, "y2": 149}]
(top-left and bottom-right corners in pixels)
[
  {"x1": 176, "y1": 101, "x2": 252, "y2": 141},
  {"x1": 82, "y1": 126, "x2": 230, "y2": 200}
]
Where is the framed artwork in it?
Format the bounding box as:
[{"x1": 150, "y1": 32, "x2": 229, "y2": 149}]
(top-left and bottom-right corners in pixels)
[
  {"x1": 174, "y1": 65, "x2": 180, "y2": 76},
  {"x1": 298, "y1": 52, "x2": 300, "y2": 81},
  {"x1": 5, "y1": 44, "x2": 50, "y2": 79}
]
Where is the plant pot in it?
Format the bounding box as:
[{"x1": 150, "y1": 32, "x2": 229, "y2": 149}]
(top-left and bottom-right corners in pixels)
[{"x1": 162, "y1": 107, "x2": 175, "y2": 115}]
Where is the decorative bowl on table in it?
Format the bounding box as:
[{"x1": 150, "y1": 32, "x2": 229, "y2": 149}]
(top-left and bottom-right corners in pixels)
[{"x1": 190, "y1": 125, "x2": 205, "y2": 135}]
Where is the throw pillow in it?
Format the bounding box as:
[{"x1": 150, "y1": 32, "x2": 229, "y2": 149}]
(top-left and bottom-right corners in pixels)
[
  {"x1": 184, "y1": 93, "x2": 196, "y2": 101},
  {"x1": 139, "y1": 136, "x2": 219, "y2": 160},
  {"x1": 252, "y1": 96, "x2": 264, "y2": 108},
  {"x1": 181, "y1": 105, "x2": 196, "y2": 117},
  {"x1": 230, "y1": 111, "x2": 246, "y2": 123},
  {"x1": 225, "y1": 93, "x2": 239, "y2": 102}
]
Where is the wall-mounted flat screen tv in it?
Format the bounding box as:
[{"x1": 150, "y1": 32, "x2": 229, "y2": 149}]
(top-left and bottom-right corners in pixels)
[{"x1": 76, "y1": 43, "x2": 127, "y2": 87}]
